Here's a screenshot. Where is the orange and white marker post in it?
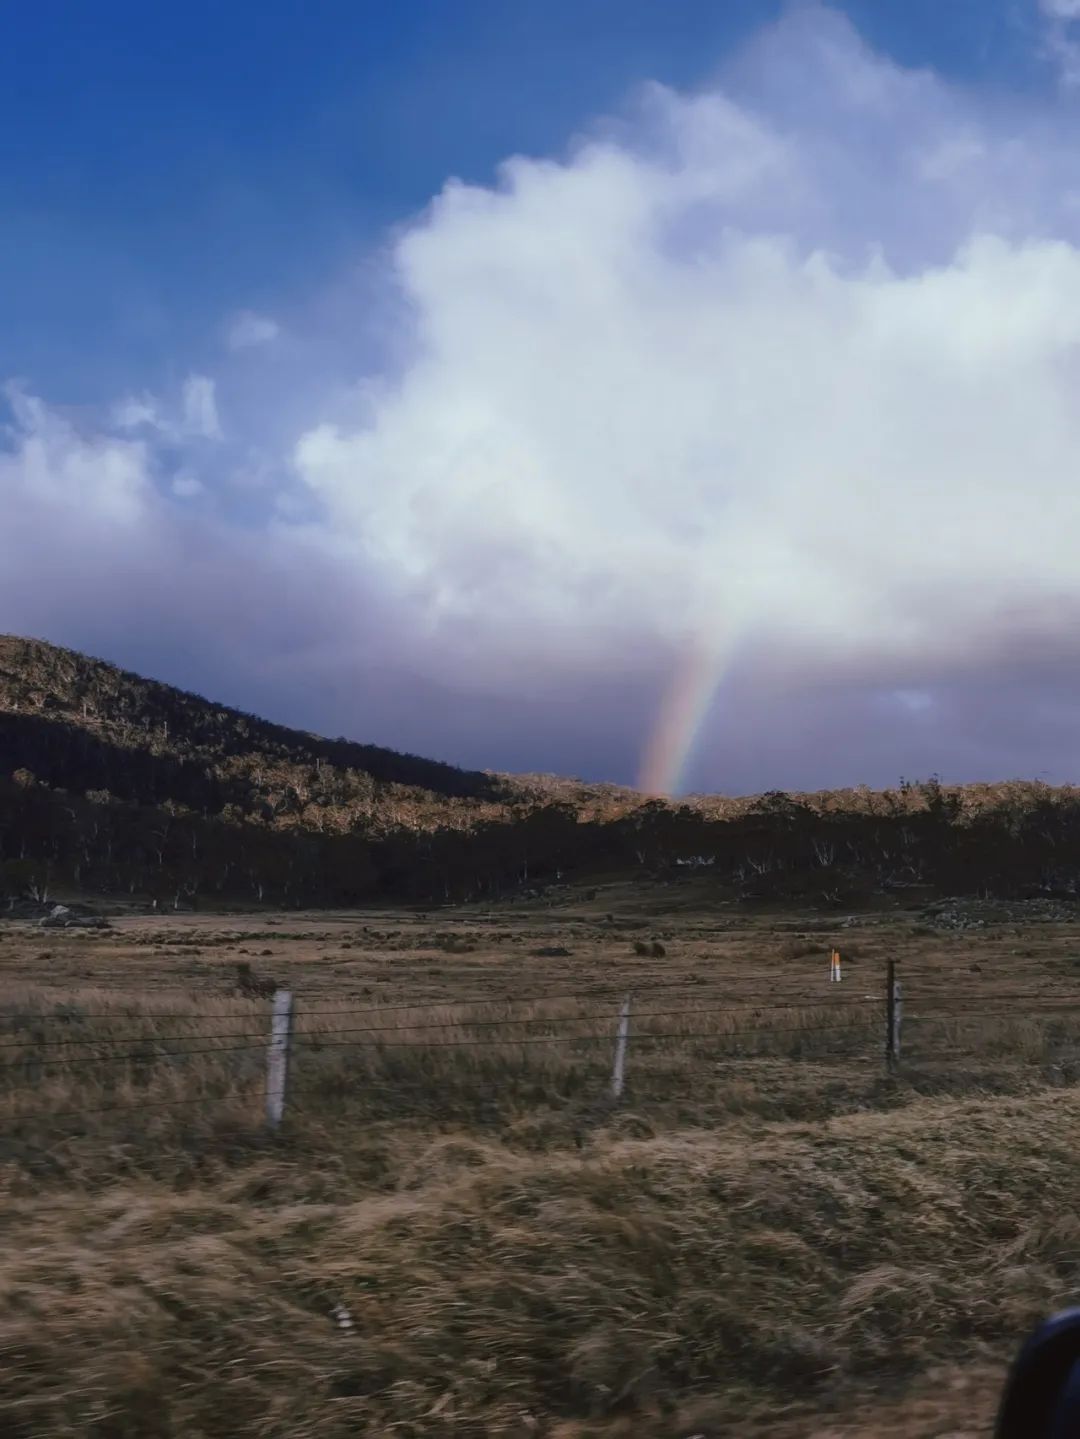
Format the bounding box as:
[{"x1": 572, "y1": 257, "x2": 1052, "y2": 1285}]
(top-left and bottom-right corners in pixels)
[{"x1": 829, "y1": 949, "x2": 842, "y2": 983}]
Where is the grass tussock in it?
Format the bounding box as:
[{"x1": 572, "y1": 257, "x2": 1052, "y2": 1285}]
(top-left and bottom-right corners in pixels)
[
  {"x1": 1, "y1": 1091, "x2": 1078, "y2": 1436},
  {"x1": 3, "y1": 908, "x2": 1080, "y2": 1434}
]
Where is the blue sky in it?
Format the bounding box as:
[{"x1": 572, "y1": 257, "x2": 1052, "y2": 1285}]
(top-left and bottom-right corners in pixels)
[
  {"x1": 0, "y1": 0, "x2": 1051, "y2": 404},
  {"x1": 6, "y1": 1, "x2": 1080, "y2": 795}
]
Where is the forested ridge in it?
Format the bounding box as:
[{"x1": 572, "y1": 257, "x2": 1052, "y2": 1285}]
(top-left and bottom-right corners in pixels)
[{"x1": 3, "y1": 634, "x2": 1080, "y2": 911}]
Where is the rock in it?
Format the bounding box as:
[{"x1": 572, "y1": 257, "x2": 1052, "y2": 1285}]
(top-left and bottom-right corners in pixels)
[
  {"x1": 39, "y1": 903, "x2": 109, "y2": 929},
  {"x1": 918, "y1": 895, "x2": 1079, "y2": 931}
]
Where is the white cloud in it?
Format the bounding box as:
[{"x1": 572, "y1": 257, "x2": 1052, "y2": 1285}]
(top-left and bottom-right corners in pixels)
[
  {"x1": 2, "y1": 384, "x2": 151, "y2": 528},
  {"x1": 113, "y1": 377, "x2": 223, "y2": 444},
  {"x1": 181, "y1": 374, "x2": 222, "y2": 440},
  {"x1": 13, "y1": 7, "x2": 1080, "y2": 789},
  {"x1": 171, "y1": 474, "x2": 204, "y2": 499},
  {"x1": 893, "y1": 690, "x2": 934, "y2": 715},
  {"x1": 1038, "y1": 0, "x2": 1080, "y2": 86},
  {"x1": 112, "y1": 392, "x2": 163, "y2": 432},
  {"x1": 915, "y1": 133, "x2": 986, "y2": 182},
  {"x1": 293, "y1": 12, "x2": 1080, "y2": 704},
  {"x1": 226, "y1": 310, "x2": 280, "y2": 350}
]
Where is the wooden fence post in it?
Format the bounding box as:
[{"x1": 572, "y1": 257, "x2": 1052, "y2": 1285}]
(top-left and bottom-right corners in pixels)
[
  {"x1": 267, "y1": 989, "x2": 293, "y2": 1127},
  {"x1": 611, "y1": 994, "x2": 632, "y2": 1100},
  {"x1": 886, "y1": 961, "x2": 902, "y2": 1070}
]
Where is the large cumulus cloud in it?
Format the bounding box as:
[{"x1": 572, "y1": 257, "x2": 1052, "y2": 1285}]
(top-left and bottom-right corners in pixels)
[{"x1": 6, "y1": 6, "x2": 1080, "y2": 793}]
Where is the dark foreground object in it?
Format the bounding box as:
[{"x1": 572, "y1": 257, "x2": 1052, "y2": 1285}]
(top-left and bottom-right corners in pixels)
[{"x1": 998, "y1": 1309, "x2": 1080, "y2": 1437}]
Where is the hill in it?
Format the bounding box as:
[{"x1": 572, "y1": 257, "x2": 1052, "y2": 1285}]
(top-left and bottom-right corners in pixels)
[
  {"x1": 0, "y1": 634, "x2": 650, "y2": 909},
  {"x1": 0, "y1": 633, "x2": 514, "y2": 816},
  {"x1": 3, "y1": 633, "x2": 1080, "y2": 912}
]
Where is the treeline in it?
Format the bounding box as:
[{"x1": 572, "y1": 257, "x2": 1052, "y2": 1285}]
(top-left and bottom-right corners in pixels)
[
  {"x1": 3, "y1": 770, "x2": 1080, "y2": 912},
  {"x1": 4, "y1": 635, "x2": 1080, "y2": 914}
]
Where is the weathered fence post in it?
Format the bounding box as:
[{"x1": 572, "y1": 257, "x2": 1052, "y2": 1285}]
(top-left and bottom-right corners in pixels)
[
  {"x1": 266, "y1": 989, "x2": 293, "y2": 1127},
  {"x1": 611, "y1": 994, "x2": 632, "y2": 1100},
  {"x1": 886, "y1": 961, "x2": 902, "y2": 1070}
]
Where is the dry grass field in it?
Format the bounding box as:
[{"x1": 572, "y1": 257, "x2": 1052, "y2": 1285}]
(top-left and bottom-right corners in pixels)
[{"x1": 2, "y1": 881, "x2": 1080, "y2": 1436}]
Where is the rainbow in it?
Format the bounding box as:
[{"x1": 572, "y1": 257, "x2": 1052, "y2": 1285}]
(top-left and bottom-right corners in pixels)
[{"x1": 637, "y1": 627, "x2": 737, "y2": 797}]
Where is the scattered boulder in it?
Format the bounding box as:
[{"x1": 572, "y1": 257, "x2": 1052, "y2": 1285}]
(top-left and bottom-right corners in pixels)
[
  {"x1": 531, "y1": 945, "x2": 572, "y2": 958},
  {"x1": 918, "y1": 896, "x2": 1079, "y2": 931},
  {"x1": 38, "y1": 903, "x2": 110, "y2": 930}
]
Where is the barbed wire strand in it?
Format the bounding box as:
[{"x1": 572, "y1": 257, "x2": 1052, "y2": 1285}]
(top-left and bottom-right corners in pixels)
[
  {"x1": 0, "y1": 973, "x2": 787, "y2": 999},
  {"x1": 0, "y1": 998, "x2": 886, "y2": 1051},
  {"x1": 292, "y1": 1019, "x2": 880, "y2": 1053},
  {"x1": 0, "y1": 1010, "x2": 883, "y2": 1070},
  {"x1": 10, "y1": 986, "x2": 1079, "y2": 1047}
]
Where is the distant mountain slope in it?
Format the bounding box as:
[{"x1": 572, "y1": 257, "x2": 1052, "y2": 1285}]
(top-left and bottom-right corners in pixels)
[
  {"x1": 0, "y1": 634, "x2": 518, "y2": 832},
  {"x1": 3, "y1": 634, "x2": 1080, "y2": 914}
]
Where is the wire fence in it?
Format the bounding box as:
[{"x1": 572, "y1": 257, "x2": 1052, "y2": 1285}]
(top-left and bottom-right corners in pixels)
[{"x1": 0, "y1": 956, "x2": 1077, "y2": 1140}]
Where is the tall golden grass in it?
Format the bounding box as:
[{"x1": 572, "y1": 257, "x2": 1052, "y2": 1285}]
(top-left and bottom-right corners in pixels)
[
  {"x1": 3, "y1": 918, "x2": 1080, "y2": 1435},
  {"x1": 0, "y1": 988, "x2": 883, "y2": 1126},
  {"x1": 2, "y1": 979, "x2": 1076, "y2": 1135},
  {"x1": 1, "y1": 1073, "x2": 1078, "y2": 1436}
]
